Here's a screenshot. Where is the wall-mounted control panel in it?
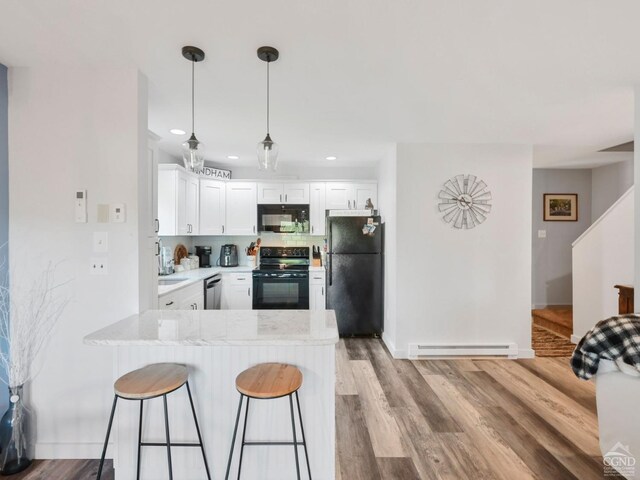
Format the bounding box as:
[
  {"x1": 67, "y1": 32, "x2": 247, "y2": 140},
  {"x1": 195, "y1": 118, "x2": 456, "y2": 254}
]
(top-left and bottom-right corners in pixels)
[{"x1": 75, "y1": 190, "x2": 87, "y2": 223}]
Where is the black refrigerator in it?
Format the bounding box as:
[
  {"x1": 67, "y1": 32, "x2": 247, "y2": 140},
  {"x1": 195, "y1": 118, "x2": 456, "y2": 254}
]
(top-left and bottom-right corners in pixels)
[{"x1": 326, "y1": 215, "x2": 384, "y2": 336}]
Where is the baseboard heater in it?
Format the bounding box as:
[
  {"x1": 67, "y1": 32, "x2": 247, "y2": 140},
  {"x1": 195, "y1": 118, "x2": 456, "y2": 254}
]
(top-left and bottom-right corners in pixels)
[{"x1": 408, "y1": 343, "x2": 518, "y2": 359}]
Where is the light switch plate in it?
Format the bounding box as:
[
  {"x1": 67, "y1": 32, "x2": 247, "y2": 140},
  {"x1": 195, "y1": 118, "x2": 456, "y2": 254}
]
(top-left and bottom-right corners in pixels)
[
  {"x1": 93, "y1": 232, "x2": 108, "y2": 253},
  {"x1": 111, "y1": 203, "x2": 126, "y2": 223},
  {"x1": 538, "y1": 230, "x2": 547, "y2": 238}
]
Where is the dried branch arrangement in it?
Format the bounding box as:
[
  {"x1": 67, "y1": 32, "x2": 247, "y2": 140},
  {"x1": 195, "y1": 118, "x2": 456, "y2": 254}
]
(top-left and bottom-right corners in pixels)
[{"x1": 0, "y1": 245, "x2": 69, "y2": 388}]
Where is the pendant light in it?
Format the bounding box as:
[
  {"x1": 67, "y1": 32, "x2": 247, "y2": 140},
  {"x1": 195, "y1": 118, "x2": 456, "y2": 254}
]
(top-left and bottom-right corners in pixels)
[
  {"x1": 257, "y1": 46, "x2": 280, "y2": 171},
  {"x1": 181, "y1": 46, "x2": 206, "y2": 172}
]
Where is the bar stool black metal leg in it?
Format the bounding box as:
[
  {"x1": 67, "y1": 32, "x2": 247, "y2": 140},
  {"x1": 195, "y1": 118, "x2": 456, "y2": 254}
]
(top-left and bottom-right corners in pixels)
[
  {"x1": 136, "y1": 399, "x2": 144, "y2": 480},
  {"x1": 225, "y1": 394, "x2": 244, "y2": 480},
  {"x1": 185, "y1": 382, "x2": 212, "y2": 480},
  {"x1": 162, "y1": 394, "x2": 173, "y2": 480},
  {"x1": 289, "y1": 394, "x2": 301, "y2": 480},
  {"x1": 295, "y1": 391, "x2": 312, "y2": 479},
  {"x1": 96, "y1": 395, "x2": 118, "y2": 480},
  {"x1": 237, "y1": 397, "x2": 250, "y2": 480}
]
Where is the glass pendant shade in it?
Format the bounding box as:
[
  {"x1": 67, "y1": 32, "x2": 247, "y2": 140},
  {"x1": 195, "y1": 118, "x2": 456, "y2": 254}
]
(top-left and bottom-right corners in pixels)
[
  {"x1": 182, "y1": 134, "x2": 205, "y2": 171},
  {"x1": 257, "y1": 134, "x2": 279, "y2": 171}
]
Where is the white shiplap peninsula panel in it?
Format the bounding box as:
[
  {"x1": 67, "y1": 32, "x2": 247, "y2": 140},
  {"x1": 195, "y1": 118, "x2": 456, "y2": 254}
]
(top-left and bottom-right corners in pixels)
[{"x1": 86, "y1": 310, "x2": 337, "y2": 479}]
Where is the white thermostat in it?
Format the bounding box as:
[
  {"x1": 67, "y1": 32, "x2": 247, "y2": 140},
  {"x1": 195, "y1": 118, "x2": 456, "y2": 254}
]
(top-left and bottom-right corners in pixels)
[
  {"x1": 111, "y1": 203, "x2": 126, "y2": 223},
  {"x1": 75, "y1": 190, "x2": 87, "y2": 223}
]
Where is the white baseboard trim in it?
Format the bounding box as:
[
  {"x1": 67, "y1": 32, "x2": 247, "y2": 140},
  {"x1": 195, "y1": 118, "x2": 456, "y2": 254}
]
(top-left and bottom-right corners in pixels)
[
  {"x1": 381, "y1": 333, "x2": 407, "y2": 359},
  {"x1": 518, "y1": 348, "x2": 536, "y2": 359},
  {"x1": 35, "y1": 442, "x2": 104, "y2": 459},
  {"x1": 570, "y1": 334, "x2": 580, "y2": 344}
]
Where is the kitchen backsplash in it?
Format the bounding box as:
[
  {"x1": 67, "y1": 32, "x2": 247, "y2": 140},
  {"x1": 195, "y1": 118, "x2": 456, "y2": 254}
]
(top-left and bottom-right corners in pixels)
[{"x1": 159, "y1": 233, "x2": 326, "y2": 265}]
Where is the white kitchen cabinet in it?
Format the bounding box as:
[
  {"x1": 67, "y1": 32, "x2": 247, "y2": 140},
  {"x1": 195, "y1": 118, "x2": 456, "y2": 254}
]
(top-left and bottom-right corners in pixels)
[
  {"x1": 257, "y1": 183, "x2": 283, "y2": 204},
  {"x1": 257, "y1": 183, "x2": 310, "y2": 204},
  {"x1": 309, "y1": 271, "x2": 326, "y2": 311},
  {"x1": 326, "y1": 182, "x2": 377, "y2": 210},
  {"x1": 353, "y1": 183, "x2": 378, "y2": 210},
  {"x1": 226, "y1": 182, "x2": 257, "y2": 235},
  {"x1": 199, "y1": 179, "x2": 226, "y2": 235},
  {"x1": 284, "y1": 183, "x2": 310, "y2": 204},
  {"x1": 159, "y1": 282, "x2": 204, "y2": 310},
  {"x1": 326, "y1": 183, "x2": 353, "y2": 210},
  {"x1": 158, "y1": 165, "x2": 200, "y2": 236},
  {"x1": 221, "y1": 273, "x2": 252, "y2": 309},
  {"x1": 144, "y1": 132, "x2": 160, "y2": 310},
  {"x1": 309, "y1": 182, "x2": 326, "y2": 236},
  {"x1": 146, "y1": 133, "x2": 160, "y2": 239},
  {"x1": 180, "y1": 291, "x2": 204, "y2": 310},
  {"x1": 159, "y1": 291, "x2": 180, "y2": 310}
]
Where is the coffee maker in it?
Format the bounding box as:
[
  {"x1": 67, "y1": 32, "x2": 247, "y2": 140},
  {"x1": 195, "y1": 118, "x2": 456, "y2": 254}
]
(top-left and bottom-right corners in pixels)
[
  {"x1": 195, "y1": 246, "x2": 213, "y2": 268},
  {"x1": 219, "y1": 244, "x2": 239, "y2": 267}
]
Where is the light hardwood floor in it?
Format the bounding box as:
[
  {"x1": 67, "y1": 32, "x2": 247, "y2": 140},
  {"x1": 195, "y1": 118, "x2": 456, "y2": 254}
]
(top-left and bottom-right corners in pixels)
[
  {"x1": 12, "y1": 338, "x2": 611, "y2": 479},
  {"x1": 337, "y1": 338, "x2": 613, "y2": 480}
]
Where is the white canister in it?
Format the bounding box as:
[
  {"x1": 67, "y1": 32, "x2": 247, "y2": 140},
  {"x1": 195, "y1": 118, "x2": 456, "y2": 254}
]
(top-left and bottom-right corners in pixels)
[
  {"x1": 247, "y1": 255, "x2": 257, "y2": 267},
  {"x1": 180, "y1": 257, "x2": 191, "y2": 270},
  {"x1": 189, "y1": 255, "x2": 199, "y2": 269}
]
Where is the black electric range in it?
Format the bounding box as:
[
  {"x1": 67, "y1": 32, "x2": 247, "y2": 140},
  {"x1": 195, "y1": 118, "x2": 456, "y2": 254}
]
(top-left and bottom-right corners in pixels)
[{"x1": 252, "y1": 247, "x2": 310, "y2": 309}]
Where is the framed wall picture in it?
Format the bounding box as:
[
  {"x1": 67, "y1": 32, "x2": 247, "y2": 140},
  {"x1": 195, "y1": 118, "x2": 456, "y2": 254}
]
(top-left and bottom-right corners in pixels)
[{"x1": 543, "y1": 193, "x2": 578, "y2": 221}]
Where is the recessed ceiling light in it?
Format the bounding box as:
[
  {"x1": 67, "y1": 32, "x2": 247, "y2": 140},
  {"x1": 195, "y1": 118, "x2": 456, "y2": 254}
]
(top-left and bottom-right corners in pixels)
[
  {"x1": 227, "y1": 155, "x2": 239, "y2": 160},
  {"x1": 170, "y1": 128, "x2": 186, "y2": 135},
  {"x1": 325, "y1": 156, "x2": 337, "y2": 161}
]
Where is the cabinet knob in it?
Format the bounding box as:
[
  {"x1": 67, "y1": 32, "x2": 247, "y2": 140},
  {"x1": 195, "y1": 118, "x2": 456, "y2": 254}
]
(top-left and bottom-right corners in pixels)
[
  {"x1": 222, "y1": 225, "x2": 225, "y2": 234},
  {"x1": 165, "y1": 301, "x2": 174, "y2": 306},
  {"x1": 248, "y1": 287, "x2": 251, "y2": 296},
  {"x1": 155, "y1": 218, "x2": 160, "y2": 233}
]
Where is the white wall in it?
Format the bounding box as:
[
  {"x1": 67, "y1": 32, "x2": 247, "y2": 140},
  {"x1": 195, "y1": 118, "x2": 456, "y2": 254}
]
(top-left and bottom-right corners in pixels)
[
  {"x1": 393, "y1": 144, "x2": 533, "y2": 358},
  {"x1": 592, "y1": 159, "x2": 634, "y2": 222},
  {"x1": 572, "y1": 188, "x2": 634, "y2": 341},
  {"x1": 8, "y1": 67, "x2": 147, "y2": 457},
  {"x1": 376, "y1": 147, "x2": 397, "y2": 352}
]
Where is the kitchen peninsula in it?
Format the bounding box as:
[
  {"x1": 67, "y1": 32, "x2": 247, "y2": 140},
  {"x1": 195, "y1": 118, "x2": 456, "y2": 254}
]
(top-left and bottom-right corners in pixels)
[{"x1": 85, "y1": 309, "x2": 338, "y2": 479}]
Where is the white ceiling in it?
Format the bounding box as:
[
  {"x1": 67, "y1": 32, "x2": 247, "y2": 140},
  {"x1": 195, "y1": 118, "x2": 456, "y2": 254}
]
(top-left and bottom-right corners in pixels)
[{"x1": 1, "y1": 0, "x2": 639, "y2": 168}]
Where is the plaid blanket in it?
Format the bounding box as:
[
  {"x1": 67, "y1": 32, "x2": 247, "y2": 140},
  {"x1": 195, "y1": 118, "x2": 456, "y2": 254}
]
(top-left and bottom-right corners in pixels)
[{"x1": 571, "y1": 315, "x2": 640, "y2": 380}]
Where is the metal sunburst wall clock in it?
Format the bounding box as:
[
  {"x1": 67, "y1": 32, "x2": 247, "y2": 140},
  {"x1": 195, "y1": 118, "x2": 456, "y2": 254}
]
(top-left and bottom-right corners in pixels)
[{"x1": 438, "y1": 174, "x2": 492, "y2": 229}]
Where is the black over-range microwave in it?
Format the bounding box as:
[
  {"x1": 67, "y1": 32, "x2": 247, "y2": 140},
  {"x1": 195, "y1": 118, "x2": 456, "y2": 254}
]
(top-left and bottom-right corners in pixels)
[{"x1": 257, "y1": 204, "x2": 310, "y2": 233}]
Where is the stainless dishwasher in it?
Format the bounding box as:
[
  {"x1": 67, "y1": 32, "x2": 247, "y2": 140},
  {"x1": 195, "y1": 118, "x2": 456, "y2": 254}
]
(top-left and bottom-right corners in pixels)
[{"x1": 204, "y1": 274, "x2": 222, "y2": 310}]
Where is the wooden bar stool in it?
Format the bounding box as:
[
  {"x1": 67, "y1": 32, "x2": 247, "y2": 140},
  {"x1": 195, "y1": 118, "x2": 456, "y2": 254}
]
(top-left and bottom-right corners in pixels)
[
  {"x1": 96, "y1": 363, "x2": 211, "y2": 480},
  {"x1": 225, "y1": 363, "x2": 311, "y2": 480}
]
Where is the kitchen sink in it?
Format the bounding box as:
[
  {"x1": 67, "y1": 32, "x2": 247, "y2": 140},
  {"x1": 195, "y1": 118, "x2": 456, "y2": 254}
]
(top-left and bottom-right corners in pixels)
[{"x1": 158, "y1": 278, "x2": 188, "y2": 286}]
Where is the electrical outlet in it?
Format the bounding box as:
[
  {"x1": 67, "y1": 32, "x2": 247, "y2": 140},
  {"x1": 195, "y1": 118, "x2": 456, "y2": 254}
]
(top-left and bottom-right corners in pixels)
[
  {"x1": 538, "y1": 230, "x2": 547, "y2": 239},
  {"x1": 90, "y1": 257, "x2": 108, "y2": 275}
]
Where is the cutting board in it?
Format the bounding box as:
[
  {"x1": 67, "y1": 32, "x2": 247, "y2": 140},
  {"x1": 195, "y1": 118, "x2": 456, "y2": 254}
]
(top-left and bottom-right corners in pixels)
[{"x1": 174, "y1": 244, "x2": 188, "y2": 265}]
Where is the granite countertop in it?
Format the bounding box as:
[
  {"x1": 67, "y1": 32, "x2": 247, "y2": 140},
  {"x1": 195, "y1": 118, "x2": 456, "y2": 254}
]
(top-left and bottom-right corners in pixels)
[
  {"x1": 84, "y1": 309, "x2": 339, "y2": 347},
  {"x1": 158, "y1": 266, "x2": 256, "y2": 297}
]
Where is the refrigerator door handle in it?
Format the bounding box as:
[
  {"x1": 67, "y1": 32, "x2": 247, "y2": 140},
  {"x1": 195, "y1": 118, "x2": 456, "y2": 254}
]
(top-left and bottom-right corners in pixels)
[{"x1": 328, "y1": 255, "x2": 332, "y2": 286}]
